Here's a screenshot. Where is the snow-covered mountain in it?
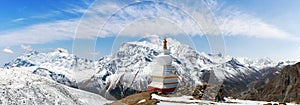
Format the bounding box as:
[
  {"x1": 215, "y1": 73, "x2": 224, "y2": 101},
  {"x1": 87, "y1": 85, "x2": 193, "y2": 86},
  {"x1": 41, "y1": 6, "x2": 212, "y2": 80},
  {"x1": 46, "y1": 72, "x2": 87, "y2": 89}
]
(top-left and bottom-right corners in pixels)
[
  {"x1": 0, "y1": 67, "x2": 110, "y2": 105},
  {"x1": 2, "y1": 36, "x2": 296, "y2": 100},
  {"x1": 235, "y1": 57, "x2": 296, "y2": 70},
  {"x1": 3, "y1": 48, "x2": 99, "y2": 87},
  {"x1": 77, "y1": 37, "x2": 295, "y2": 99}
]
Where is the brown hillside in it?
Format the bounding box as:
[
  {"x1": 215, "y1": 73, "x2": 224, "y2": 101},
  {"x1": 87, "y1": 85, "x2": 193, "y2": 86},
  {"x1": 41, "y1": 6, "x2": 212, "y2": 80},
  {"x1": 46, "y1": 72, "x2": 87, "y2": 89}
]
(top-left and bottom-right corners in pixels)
[{"x1": 244, "y1": 62, "x2": 300, "y2": 103}]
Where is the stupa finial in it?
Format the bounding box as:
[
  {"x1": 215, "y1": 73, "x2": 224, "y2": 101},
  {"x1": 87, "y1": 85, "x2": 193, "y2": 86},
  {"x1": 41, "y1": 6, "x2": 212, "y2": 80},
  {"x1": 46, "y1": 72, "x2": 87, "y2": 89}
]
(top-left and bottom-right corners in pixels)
[{"x1": 163, "y1": 36, "x2": 167, "y2": 50}]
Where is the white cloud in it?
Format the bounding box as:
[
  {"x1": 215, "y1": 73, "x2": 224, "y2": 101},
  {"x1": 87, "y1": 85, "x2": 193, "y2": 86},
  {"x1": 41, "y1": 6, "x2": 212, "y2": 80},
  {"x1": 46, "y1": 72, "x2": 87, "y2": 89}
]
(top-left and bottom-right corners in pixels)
[
  {"x1": 12, "y1": 18, "x2": 26, "y2": 22},
  {"x1": 120, "y1": 18, "x2": 186, "y2": 36},
  {"x1": 217, "y1": 7, "x2": 292, "y2": 39},
  {"x1": 86, "y1": 0, "x2": 294, "y2": 39},
  {"x1": 3, "y1": 47, "x2": 13, "y2": 54},
  {"x1": 0, "y1": 19, "x2": 78, "y2": 47},
  {"x1": 21, "y1": 44, "x2": 32, "y2": 51},
  {"x1": 0, "y1": 0, "x2": 297, "y2": 48},
  {"x1": 83, "y1": 1, "x2": 203, "y2": 37},
  {"x1": 74, "y1": 2, "x2": 122, "y2": 39}
]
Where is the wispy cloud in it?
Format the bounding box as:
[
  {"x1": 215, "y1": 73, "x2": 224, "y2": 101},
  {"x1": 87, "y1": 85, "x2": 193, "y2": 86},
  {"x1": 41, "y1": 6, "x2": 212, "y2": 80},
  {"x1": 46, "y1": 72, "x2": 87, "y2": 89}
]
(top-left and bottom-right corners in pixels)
[
  {"x1": 215, "y1": 5, "x2": 292, "y2": 39},
  {"x1": 0, "y1": 0, "x2": 297, "y2": 48},
  {"x1": 120, "y1": 18, "x2": 187, "y2": 36},
  {"x1": 30, "y1": 11, "x2": 63, "y2": 19},
  {"x1": 78, "y1": 1, "x2": 202, "y2": 38},
  {"x1": 11, "y1": 18, "x2": 26, "y2": 22},
  {"x1": 20, "y1": 44, "x2": 32, "y2": 52},
  {"x1": 0, "y1": 19, "x2": 77, "y2": 47},
  {"x1": 29, "y1": 1, "x2": 90, "y2": 20},
  {"x1": 82, "y1": 0, "x2": 294, "y2": 39},
  {"x1": 3, "y1": 47, "x2": 13, "y2": 54}
]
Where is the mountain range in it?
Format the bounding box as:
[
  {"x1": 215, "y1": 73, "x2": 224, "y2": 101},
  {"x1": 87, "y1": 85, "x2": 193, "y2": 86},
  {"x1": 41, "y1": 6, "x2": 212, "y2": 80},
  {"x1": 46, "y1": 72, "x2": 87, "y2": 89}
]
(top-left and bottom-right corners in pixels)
[
  {"x1": 2, "y1": 36, "x2": 297, "y2": 102},
  {"x1": 244, "y1": 62, "x2": 300, "y2": 103}
]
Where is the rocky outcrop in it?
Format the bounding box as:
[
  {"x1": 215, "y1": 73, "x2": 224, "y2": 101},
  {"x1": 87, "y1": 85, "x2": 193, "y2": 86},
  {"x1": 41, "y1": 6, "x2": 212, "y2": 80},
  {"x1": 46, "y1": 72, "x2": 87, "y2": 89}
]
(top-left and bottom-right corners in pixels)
[
  {"x1": 109, "y1": 91, "x2": 159, "y2": 105},
  {"x1": 244, "y1": 62, "x2": 300, "y2": 103}
]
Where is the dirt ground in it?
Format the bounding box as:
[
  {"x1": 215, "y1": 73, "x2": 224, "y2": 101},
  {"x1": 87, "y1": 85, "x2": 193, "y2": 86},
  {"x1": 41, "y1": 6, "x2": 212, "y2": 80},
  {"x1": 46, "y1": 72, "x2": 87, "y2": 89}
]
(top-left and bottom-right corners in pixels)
[{"x1": 108, "y1": 91, "x2": 159, "y2": 105}]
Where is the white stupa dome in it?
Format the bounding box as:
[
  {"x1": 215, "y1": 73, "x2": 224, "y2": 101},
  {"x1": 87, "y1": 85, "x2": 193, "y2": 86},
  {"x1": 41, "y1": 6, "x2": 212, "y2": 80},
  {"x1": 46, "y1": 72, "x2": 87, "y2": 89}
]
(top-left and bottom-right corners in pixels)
[{"x1": 154, "y1": 54, "x2": 172, "y2": 65}]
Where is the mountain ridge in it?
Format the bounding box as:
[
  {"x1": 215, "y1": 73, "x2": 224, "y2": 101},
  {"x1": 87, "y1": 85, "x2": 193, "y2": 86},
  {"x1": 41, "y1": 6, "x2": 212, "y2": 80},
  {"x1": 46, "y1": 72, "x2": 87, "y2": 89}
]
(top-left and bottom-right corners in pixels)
[
  {"x1": 2, "y1": 37, "x2": 297, "y2": 100},
  {"x1": 244, "y1": 62, "x2": 300, "y2": 103}
]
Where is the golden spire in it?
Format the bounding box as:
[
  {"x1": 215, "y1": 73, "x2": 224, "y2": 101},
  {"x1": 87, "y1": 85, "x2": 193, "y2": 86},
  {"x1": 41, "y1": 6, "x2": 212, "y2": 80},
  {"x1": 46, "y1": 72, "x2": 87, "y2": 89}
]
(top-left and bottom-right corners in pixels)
[{"x1": 163, "y1": 36, "x2": 167, "y2": 50}]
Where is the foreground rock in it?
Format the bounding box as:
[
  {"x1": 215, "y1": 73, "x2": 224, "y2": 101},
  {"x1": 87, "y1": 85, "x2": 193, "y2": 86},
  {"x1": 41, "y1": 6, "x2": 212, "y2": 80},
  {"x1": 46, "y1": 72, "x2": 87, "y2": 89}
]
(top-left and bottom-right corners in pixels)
[{"x1": 109, "y1": 91, "x2": 159, "y2": 105}]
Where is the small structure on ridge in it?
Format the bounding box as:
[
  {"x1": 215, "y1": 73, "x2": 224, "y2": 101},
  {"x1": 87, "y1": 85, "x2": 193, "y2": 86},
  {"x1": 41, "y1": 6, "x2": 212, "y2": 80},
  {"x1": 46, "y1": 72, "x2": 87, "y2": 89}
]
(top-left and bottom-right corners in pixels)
[{"x1": 147, "y1": 37, "x2": 179, "y2": 93}]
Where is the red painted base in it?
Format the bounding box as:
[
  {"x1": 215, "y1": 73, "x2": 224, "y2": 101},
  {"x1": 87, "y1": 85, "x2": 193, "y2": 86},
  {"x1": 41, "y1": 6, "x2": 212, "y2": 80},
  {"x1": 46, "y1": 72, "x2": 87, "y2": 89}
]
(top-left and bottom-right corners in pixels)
[{"x1": 148, "y1": 86, "x2": 176, "y2": 93}]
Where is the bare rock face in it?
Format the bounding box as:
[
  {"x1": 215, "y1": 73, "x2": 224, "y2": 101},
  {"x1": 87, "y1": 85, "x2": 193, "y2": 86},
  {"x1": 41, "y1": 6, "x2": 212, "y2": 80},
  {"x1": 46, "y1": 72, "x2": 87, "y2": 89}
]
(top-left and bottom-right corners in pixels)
[
  {"x1": 244, "y1": 62, "x2": 300, "y2": 103},
  {"x1": 191, "y1": 85, "x2": 207, "y2": 99}
]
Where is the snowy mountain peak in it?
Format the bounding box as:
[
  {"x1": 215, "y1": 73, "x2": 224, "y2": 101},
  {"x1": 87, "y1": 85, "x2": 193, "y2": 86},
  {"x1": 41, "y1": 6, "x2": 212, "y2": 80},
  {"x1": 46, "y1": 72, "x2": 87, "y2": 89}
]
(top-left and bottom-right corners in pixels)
[
  {"x1": 228, "y1": 58, "x2": 241, "y2": 64},
  {"x1": 22, "y1": 50, "x2": 39, "y2": 58},
  {"x1": 208, "y1": 53, "x2": 223, "y2": 58},
  {"x1": 54, "y1": 48, "x2": 69, "y2": 54},
  {"x1": 3, "y1": 48, "x2": 99, "y2": 85}
]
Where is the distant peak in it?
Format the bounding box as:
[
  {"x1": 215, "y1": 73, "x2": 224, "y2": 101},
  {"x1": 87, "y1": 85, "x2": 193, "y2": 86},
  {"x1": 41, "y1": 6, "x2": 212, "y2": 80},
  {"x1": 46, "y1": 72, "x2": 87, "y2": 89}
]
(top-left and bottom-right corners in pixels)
[
  {"x1": 55, "y1": 48, "x2": 69, "y2": 54},
  {"x1": 208, "y1": 53, "x2": 223, "y2": 57},
  {"x1": 23, "y1": 50, "x2": 39, "y2": 57},
  {"x1": 28, "y1": 50, "x2": 39, "y2": 55}
]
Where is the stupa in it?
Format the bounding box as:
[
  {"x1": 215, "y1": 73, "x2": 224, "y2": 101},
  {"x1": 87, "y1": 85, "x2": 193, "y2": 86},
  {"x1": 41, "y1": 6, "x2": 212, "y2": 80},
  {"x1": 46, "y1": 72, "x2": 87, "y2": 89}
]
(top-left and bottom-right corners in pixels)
[{"x1": 147, "y1": 37, "x2": 179, "y2": 93}]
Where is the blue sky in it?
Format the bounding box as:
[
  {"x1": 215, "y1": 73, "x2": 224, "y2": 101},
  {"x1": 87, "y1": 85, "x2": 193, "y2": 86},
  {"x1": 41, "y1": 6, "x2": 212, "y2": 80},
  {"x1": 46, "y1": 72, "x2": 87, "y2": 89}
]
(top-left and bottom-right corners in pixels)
[{"x1": 1, "y1": 0, "x2": 300, "y2": 65}]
